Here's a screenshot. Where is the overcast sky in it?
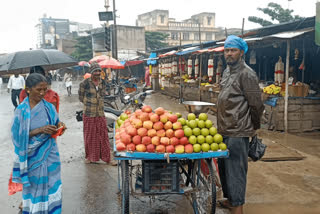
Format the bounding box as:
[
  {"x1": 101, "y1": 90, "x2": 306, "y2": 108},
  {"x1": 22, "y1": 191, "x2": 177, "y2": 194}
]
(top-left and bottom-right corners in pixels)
[{"x1": 0, "y1": 0, "x2": 317, "y2": 53}]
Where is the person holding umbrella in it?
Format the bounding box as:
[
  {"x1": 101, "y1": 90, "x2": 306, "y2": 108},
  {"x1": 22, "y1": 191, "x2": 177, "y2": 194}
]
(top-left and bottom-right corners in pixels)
[{"x1": 7, "y1": 71, "x2": 25, "y2": 109}]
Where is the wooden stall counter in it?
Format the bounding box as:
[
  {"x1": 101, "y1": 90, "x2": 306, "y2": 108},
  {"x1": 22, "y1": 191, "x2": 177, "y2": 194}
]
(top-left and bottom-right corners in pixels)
[{"x1": 264, "y1": 96, "x2": 320, "y2": 132}]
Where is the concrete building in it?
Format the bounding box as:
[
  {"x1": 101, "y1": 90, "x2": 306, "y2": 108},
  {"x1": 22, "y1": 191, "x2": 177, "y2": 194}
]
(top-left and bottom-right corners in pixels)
[
  {"x1": 91, "y1": 25, "x2": 146, "y2": 61},
  {"x1": 136, "y1": 10, "x2": 219, "y2": 46},
  {"x1": 35, "y1": 14, "x2": 92, "y2": 50}
]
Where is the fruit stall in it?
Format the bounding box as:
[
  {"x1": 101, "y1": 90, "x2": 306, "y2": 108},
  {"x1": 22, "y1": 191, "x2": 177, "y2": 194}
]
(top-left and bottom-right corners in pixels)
[
  {"x1": 114, "y1": 104, "x2": 229, "y2": 214},
  {"x1": 152, "y1": 46, "x2": 226, "y2": 108},
  {"x1": 241, "y1": 17, "x2": 320, "y2": 132}
]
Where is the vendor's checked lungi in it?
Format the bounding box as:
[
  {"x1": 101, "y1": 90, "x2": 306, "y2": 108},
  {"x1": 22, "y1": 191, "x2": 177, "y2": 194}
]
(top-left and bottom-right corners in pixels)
[{"x1": 83, "y1": 115, "x2": 110, "y2": 163}]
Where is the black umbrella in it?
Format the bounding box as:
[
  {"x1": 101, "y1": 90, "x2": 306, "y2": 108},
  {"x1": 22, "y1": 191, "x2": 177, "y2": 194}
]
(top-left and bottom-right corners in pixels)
[{"x1": 0, "y1": 49, "x2": 78, "y2": 74}]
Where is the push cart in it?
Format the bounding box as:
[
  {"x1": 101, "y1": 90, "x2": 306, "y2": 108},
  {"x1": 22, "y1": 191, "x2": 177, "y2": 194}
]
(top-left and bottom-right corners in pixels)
[{"x1": 114, "y1": 101, "x2": 229, "y2": 214}]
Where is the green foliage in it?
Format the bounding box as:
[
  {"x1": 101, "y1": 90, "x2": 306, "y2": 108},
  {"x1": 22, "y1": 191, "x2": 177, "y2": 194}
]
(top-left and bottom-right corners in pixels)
[
  {"x1": 145, "y1": 31, "x2": 169, "y2": 51},
  {"x1": 71, "y1": 35, "x2": 93, "y2": 61},
  {"x1": 248, "y1": 2, "x2": 304, "y2": 27}
]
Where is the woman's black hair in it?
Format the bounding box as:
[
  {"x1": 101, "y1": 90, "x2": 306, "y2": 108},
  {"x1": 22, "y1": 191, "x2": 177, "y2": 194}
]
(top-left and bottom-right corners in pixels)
[
  {"x1": 26, "y1": 73, "x2": 48, "y2": 88},
  {"x1": 29, "y1": 66, "x2": 51, "y2": 85},
  {"x1": 30, "y1": 66, "x2": 45, "y2": 76}
]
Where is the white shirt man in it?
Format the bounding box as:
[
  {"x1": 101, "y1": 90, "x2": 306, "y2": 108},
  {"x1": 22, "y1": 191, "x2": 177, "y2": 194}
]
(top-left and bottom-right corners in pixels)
[{"x1": 7, "y1": 74, "x2": 25, "y2": 108}]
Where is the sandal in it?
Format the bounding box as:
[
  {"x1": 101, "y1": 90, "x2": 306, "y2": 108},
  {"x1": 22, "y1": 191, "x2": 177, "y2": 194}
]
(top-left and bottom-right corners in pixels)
[
  {"x1": 84, "y1": 159, "x2": 98, "y2": 164},
  {"x1": 19, "y1": 202, "x2": 22, "y2": 210},
  {"x1": 108, "y1": 160, "x2": 118, "y2": 166},
  {"x1": 84, "y1": 159, "x2": 92, "y2": 164}
]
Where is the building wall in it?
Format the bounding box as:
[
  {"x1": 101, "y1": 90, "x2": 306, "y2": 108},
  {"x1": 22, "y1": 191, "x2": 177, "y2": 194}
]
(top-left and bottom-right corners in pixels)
[
  {"x1": 91, "y1": 25, "x2": 146, "y2": 60},
  {"x1": 137, "y1": 10, "x2": 169, "y2": 31},
  {"x1": 116, "y1": 25, "x2": 145, "y2": 51},
  {"x1": 35, "y1": 15, "x2": 92, "y2": 50},
  {"x1": 57, "y1": 39, "x2": 77, "y2": 55},
  {"x1": 136, "y1": 10, "x2": 218, "y2": 47}
]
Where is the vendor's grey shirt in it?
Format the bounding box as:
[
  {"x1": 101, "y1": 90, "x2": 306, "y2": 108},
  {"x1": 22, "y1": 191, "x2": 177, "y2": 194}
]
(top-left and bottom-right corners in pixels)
[{"x1": 217, "y1": 59, "x2": 264, "y2": 137}]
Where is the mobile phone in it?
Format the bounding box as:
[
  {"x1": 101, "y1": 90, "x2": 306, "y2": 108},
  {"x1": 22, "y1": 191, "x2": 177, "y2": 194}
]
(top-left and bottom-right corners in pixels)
[{"x1": 56, "y1": 126, "x2": 64, "y2": 131}]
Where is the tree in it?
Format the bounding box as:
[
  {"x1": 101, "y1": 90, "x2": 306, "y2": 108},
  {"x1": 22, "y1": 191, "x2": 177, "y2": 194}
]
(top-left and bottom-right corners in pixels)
[
  {"x1": 248, "y1": 2, "x2": 304, "y2": 27},
  {"x1": 71, "y1": 34, "x2": 93, "y2": 61},
  {"x1": 145, "y1": 31, "x2": 169, "y2": 51}
]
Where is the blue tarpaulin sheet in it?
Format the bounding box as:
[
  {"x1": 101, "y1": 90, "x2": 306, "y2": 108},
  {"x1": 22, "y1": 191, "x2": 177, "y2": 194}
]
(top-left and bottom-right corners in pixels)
[
  {"x1": 147, "y1": 52, "x2": 157, "y2": 65},
  {"x1": 264, "y1": 97, "x2": 278, "y2": 107},
  {"x1": 265, "y1": 96, "x2": 320, "y2": 107}
]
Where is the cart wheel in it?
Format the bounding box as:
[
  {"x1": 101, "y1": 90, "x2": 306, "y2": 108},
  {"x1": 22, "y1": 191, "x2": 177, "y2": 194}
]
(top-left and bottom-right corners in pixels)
[
  {"x1": 121, "y1": 160, "x2": 129, "y2": 214},
  {"x1": 191, "y1": 159, "x2": 216, "y2": 214}
]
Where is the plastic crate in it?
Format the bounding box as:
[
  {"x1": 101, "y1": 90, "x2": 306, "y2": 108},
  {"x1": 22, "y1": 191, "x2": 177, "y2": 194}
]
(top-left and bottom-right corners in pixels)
[{"x1": 142, "y1": 160, "x2": 180, "y2": 193}]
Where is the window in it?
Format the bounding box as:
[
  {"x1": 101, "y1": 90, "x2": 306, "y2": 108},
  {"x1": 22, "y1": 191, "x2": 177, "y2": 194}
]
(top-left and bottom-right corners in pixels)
[
  {"x1": 206, "y1": 33, "x2": 212, "y2": 41},
  {"x1": 171, "y1": 32, "x2": 178, "y2": 40},
  {"x1": 160, "y1": 15, "x2": 164, "y2": 24},
  {"x1": 183, "y1": 32, "x2": 189, "y2": 40},
  {"x1": 194, "y1": 32, "x2": 199, "y2": 41},
  {"x1": 207, "y1": 17, "x2": 212, "y2": 26}
]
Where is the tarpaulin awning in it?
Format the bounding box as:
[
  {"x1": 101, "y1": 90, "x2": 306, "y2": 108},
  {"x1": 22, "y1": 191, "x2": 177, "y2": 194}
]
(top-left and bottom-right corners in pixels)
[
  {"x1": 176, "y1": 46, "x2": 200, "y2": 56},
  {"x1": 208, "y1": 46, "x2": 224, "y2": 52},
  {"x1": 265, "y1": 28, "x2": 314, "y2": 39},
  {"x1": 193, "y1": 46, "x2": 224, "y2": 54},
  {"x1": 159, "y1": 50, "x2": 177, "y2": 58},
  {"x1": 147, "y1": 52, "x2": 157, "y2": 65},
  {"x1": 193, "y1": 48, "x2": 209, "y2": 54},
  {"x1": 124, "y1": 60, "x2": 144, "y2": 67},
  {"x1": 217, "y1": 28, "x2": 315, "y2": 45}
]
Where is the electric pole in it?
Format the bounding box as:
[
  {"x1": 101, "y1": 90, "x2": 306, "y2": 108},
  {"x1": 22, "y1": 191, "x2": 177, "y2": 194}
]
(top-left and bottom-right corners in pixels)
[
  {"x1": 104, "y1": 0, "x2": 111, "y2": 56},
  {"x1": 112, "y1": 0, "x2": 118, "y2": 59}
]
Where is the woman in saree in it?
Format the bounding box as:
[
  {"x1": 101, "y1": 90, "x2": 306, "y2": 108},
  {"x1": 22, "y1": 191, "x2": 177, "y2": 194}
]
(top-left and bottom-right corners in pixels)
[{"x1": 11, "y1": 73, "x2": 65, "y2": 213}]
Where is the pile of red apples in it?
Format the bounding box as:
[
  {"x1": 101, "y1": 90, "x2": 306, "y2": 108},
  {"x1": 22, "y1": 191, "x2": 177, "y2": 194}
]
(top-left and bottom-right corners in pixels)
[{"x1": 115, "y1": 106, "x2": 194, "y2": 154}]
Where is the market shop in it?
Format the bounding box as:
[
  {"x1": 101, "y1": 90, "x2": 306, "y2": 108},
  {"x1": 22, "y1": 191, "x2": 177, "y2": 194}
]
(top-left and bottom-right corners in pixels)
[
  {"x1": 147, "y1": 16, "x2": 320, "y2": 133},
  {"x1": 243, "y1": 17, "x2": 320, "y2": 132}
]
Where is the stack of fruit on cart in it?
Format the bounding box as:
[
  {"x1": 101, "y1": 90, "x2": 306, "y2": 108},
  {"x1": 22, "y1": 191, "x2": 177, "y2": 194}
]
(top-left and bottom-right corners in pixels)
[
  {"x1": 263, "y1": 84, "x2": 281, "y2": 95},
  {"x1": 115, "y1": 106, "x2": 227, "y2": 153},
  {"x1": 182, "y1": 112, "x2": 227, "y2": 152}
]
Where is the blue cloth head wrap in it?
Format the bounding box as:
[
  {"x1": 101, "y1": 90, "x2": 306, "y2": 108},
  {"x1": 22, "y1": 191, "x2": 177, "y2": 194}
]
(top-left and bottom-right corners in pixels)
[{"x1": 224, "y1": 35, "x2": 248, "y2": 54}]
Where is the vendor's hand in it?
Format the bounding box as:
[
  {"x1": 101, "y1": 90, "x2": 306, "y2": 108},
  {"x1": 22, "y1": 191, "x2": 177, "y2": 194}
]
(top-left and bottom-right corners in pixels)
[
  {"x1": 40, "y1": 125, "x2": 58, "y2": 135},
  {"x1": 7, "y1": 88, "x2": 10, "y2": 93}
]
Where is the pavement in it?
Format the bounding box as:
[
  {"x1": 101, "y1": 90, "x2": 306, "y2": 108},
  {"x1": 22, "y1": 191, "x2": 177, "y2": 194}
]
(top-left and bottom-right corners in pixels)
[{"x1": 0, "y1": 80, "x2": 319, "y2": 214}]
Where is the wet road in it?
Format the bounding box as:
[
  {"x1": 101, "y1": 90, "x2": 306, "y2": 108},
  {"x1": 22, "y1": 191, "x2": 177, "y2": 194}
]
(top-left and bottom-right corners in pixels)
[
  {"x1": 0, "y1": 81, "x2": 220, "y2": 214},
  {"x1": 1, "y1": 80, "x2": 319, "y2": 214}
]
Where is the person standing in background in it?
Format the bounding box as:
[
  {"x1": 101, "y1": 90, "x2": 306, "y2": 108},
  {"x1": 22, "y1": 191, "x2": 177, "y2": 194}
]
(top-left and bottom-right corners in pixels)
[
  {"x1": 144, "y1": 66, "x2": 151, "y2": 87},
  {"x1": 7, "y1": 71, "x2": 25, "y2": 109},
  {"x1": 64, "y1": 70, "x2": 72, "y2": 96},
  {"x1": 78, "y1": 62, "x2": 116, "y2": 165}
]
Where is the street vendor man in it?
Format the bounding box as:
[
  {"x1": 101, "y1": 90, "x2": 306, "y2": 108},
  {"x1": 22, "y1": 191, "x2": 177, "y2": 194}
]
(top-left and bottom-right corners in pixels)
[{"x1": 217, "y1": 35, "x2": 264, "y2": 214}]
